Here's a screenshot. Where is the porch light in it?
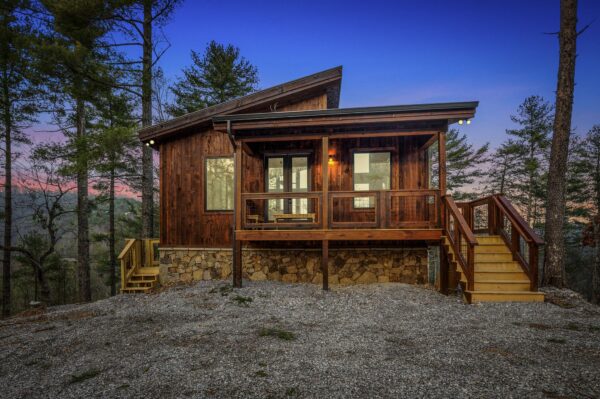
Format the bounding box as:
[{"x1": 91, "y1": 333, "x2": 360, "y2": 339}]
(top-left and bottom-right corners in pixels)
[
  {"x1": 150, "y1": 139, "x2": 155, "y2": 145},
  {"x1": 466, "y1": 120, "x2": 471, "y2": 125},
  {"x1": 458, "y1": 119, "x2": 464, "y2": 125},
  {"x1": 146, "y1": 142, "x2": 150, "y2": 146},
  {"x1": 328, "y1": 154, "x2": 335, "y2": 166}
]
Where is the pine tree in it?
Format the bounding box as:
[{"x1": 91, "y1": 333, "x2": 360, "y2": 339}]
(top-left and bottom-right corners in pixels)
[
  {"x1": 167, "y1": 41, "x2": 259, "y2": 117},
  {"x1": 484, "y1": 140, "x2": 525, "y2": 198},
  {"x1": 0, "y1": 0, "x2": 45, "y2": 317},
  {"x1": 91, "y1": 91, "x2": 138, "y2": 296},
  {"x1": 112, "y1": 0, "x2": 183, "y2": 240},
  {"x1": 502, "y1": 96, "x2": 553, "y2": 227},
  {"x1": 39, "y1": 0, "x2": 125, "y2": 302},
  {"x1": 445, "y1": 128, "x2": 489, "y2": 199}
]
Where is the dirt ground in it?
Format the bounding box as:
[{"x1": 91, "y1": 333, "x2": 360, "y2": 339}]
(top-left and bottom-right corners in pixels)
[{"x1": 1, "y1": 281, "x2": 599, "y2": 398}]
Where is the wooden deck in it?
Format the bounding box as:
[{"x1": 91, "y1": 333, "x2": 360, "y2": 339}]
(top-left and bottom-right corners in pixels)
[{"x1": 235, "y1": 228, "x2": 442, "y2": 241}]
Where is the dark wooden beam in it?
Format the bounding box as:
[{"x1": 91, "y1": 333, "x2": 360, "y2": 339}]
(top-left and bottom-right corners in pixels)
[
  {"x1": 418, "y1": 133, "x2": 438, "y2": 151},
  {"x1": 322, "y1": 240, "x2": 329, "y2": 291},
  {"x1": 233, "y1": 144, "x2": 243, "y2": 288},
  {"x1": 235, "y1": 229, "x2": 443, "y2": 241},
  {"x1": 439, "y1": 244, "x2": 449, "y2": 295}
]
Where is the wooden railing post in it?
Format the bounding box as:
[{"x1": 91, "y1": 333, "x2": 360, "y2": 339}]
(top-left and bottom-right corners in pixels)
[
  {"x1": 322, "y1": 136, "x2": 329, "y2": 230},
  {"x1": 529, "y1": 242, "x2": 538, "y2": 291}
]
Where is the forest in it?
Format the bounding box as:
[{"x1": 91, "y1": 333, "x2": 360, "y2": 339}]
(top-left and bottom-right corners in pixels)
[{"x1": 0, "y1": 0, "x2": 597, "y2": 316}]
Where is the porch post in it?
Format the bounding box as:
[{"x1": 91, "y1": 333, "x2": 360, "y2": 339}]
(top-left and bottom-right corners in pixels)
[
  {"x1": 438, "y1": 131, "x2": 446, "y2": 196},
  {"x1": 322, "y1": 136, "x2": 329, "y2": 290},
  {"x1": 322, "y1": 239, "x2": 329, "y2": 291},
  {"x1": 233, "y1": 143, "x2": 243, "y2": 288}
]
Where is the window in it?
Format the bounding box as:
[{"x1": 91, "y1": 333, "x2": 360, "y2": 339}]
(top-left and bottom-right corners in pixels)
[
  {"x1": 205, "y1": 157, "x2": 234, "y2": 211},
  {"x1": 353, "y1": 152, "x2": 391, "y2": 208}
]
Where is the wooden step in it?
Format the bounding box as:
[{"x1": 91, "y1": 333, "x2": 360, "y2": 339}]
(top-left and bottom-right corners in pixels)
[
  {"x1": 475, "y1": 253, "x2": 514, "y2": 262},
  {"x1": 121, "y1": 286, "x2": 153, "y2": 293},
  {"x1": 475, "y1": 271, "x2": 529, "y2": 281},
  {"x1": 465, "y1": 290, "x2": 545, "y2": 303},
  {"x1": 138, "y1": 267, "x2": 159, "y2": 275},
  {"x1": 473, "y1": 280, "x2": 531, "y2": 291},
  {"x1": 475, "y1": 262, "x2": 523, "y2": 272},
  {"x1": 127, "y1": 281, "x2": 155, "y2": 288},
  {"x1": 475, "y1": 235, "x2": 504, "y2": 244},
  {"x1": 131, "y1": 274, "x2": 158, "y2": 281},
  {"x1": 475, "y1": 244, "x2": 511, "y2": 254}
]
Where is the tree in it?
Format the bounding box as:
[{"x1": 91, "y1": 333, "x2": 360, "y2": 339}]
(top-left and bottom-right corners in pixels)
[
  {"x1": 166, "y1": 40, "x2": 259, "y2": 117},
  {"x1": 1, "y1": 152, "x2": 75, "y2": 305},
  {"x1": 445, "y1": 128, "x2": 489, "y2": 198},
  {"x1": 40, "y1": 0, "x2": 124, "y2": 302},
  {"x1": 92, "y1": 92, "x2": 138, "y2": 296},
  {"x1": 113, "y1": 0, "x2": 182, "y2": 240},
  {"x1": 503, "y1": 95, "x2": 553, "y2": 227},
  {"x1": 0, "y1": 0, "x2": 45, "y2": 317},
  {"x1": 543, "y1": 0, "x2": 579, "y2": 288},
  {"x1": 569, "y1": 126, "x2": 600, "y2": 302},
  {"x1": 484, "y1": 140, "x2": 524, "y2": 197}
]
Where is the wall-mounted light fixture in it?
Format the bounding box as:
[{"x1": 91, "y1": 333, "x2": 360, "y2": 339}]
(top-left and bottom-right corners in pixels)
[
  {"x1": 458, "y1": 119, "x2": 464, "y2": 125},
  {"x1": 150, "y1": 139, "x2": 155, "y2": 145},
  {"x1": 328, "y1": 153, "x2": 335, "y2": 166},
  {"x1": 466, "y1": 119, "x2": 471, "y2": 125}
]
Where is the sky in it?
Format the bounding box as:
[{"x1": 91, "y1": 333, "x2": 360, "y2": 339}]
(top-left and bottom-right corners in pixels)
[{"x1": 151, "y1": 0, "x2": 600, "y2": 149}]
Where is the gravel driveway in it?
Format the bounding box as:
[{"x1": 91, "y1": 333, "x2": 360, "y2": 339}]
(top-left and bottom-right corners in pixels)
[{"x1": 1, "y1": 281, "x2": 599, "y2": 399}]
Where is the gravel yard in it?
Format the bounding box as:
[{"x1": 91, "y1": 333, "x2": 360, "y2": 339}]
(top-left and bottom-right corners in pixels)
[{"x1": 1, "y1": 281, "x2": 599, "y2": 399}]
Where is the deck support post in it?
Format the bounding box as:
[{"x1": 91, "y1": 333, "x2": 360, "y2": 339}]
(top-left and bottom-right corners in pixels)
[
  {"x1": 322, "y1": 239, "x2": 329, "y2": 290},
  {"x1": 233, "y1": 141, "x2": 243, "y2": 288},
  {"x1": 439, "y1": 244, "x2": 449, "y2": 295}
]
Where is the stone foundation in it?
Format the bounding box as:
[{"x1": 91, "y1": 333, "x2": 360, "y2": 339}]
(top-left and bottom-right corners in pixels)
[{"x1": 159, "y1": 247, "x2": 429, "y2": 286}]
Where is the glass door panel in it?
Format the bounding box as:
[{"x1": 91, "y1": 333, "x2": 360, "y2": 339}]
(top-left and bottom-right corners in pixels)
[
  {"x1": 267, "y1": 157, "x2": 284, "y2": 221},
  {"x1": 291, "y1": 156, "x2": 308, "y2": 214}
]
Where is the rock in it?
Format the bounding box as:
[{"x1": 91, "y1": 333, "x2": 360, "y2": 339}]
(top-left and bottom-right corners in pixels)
[
  {"x1": 193, "y1": 270, "x2": 202, "y2": 280},
  {"x1": 180, "y1": 272, "x2": 192, "y2": 282},
  {"x1": 377, "y1": 275, "x2": 390, "y2": 283},
  {"x1": 311, "y1": 273, "x2": 322, "y2": 284},
  {"x1": 268, "y1": 271, "x2": 281, "y2": 281},
  {"x1": 287, "y1": 266, "x2": 298, "y2": 274},
  {"x1": 220, "y1": 263, "x2": 232, "y2": 278},
  {"x1": 249, "y1": 271, "x2": 267, "y2": 281},
  {"x1": 356, "y1": 271, "x2": 377, "y2": 284},
  {"x1": 282, "y1": 273, "x2": 297, "y2": 283},
  {"x1": 202, "y1": 270, "x2": 212, "y2": 280},
  {"x1": 328, "y1": 274, "x2": 339, "y2": 285},
  {"x1": 339, "y1": 277, "x2": 354, "y2": 285}
]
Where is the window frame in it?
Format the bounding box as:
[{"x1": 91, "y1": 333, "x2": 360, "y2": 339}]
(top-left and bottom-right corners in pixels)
[
  {"x1": 351, "y1": 149, "x2": 393, "y2": 209},
  {"x1": 204, "y1": 155, "x2": 235, "y2": 213}
]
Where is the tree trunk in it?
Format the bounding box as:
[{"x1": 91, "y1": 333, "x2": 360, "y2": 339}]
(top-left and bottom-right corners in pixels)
[
  {"x1": 141, "y1": 0, "x2": 154, "y2": 239},
  {"x1": 76, "y1": 95, "x2": 91, "y2": 301},
  {"x1": 109, "y1": 168, "x2": 116, "y2": 296},
  {"x1": 2, "y1": 82, "x2": 11, "y2": 318},
  {"x1": 543, "y1": 0, "x2": 578, "y2": 288},
  {"x1": 34, "y1": 263, "x2": 51, "y2": 305}
]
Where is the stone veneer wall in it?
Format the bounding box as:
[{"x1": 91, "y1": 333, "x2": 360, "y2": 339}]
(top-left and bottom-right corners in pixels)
[{"x1": 158, "y1": 247, "x2": 429, "y2": 286}]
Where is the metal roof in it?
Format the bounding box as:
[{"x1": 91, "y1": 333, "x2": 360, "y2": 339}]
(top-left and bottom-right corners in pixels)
[{"x1": 212, "y1": 101, "x2": 479, "y2": 123}]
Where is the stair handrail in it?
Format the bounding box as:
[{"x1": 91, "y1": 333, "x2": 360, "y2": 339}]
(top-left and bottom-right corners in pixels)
[
  {"x1": 443, "y1": 195, "x2": 478, "y2": 291},
  {"x1": 118, "y1": 238, "x2": 142, "y2": 292},
  {"x1": 491, "y1": 195, "x2": 543, "y2": 290}
]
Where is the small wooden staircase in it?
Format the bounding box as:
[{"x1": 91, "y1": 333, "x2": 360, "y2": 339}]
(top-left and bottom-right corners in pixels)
[
  {"x1": 119, "y1": 239, "x2": 160, "y2": 294},
  {"x1": 442, "y1": 195, "x2": 545, "y2": 304},
  {"x1": 443, "y1": 235, "x2": 544, "y2": 303}
]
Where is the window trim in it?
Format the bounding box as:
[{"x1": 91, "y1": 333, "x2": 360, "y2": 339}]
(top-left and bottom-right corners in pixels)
[
  {"x1": 351, "y1": 149, "x2": 393, "y2": 209},
  {"x1": 204, "y1": 155, "x2": 235, "y2": 213}
]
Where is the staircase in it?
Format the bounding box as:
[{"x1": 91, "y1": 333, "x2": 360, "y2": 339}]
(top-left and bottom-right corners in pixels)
[
  {"x1": 442, "y1": 195, "x2": 545, "y2": 304},
  {"x1": 119, "y1": 239, "x2": 160, "y2": 294},
  {"x1": 443, "y1": 235, "x2": 544, "y2": 303}
]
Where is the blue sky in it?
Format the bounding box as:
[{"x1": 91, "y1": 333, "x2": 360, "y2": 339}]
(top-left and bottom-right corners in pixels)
[{"x1": 155, "y1": 0, "x2": 600, "y2": 149}]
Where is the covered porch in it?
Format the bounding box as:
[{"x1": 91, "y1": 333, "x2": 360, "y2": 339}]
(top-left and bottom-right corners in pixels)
[{"x1": 212, "y1": 102, "x2": 478, "y2": 288}]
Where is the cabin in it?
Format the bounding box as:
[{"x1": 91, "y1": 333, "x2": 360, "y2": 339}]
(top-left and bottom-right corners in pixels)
[{"x1": 120, "y1": 66, "x2": 545, "y2": 303}]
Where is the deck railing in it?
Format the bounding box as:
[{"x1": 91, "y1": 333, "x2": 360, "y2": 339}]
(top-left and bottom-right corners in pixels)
[
  {"x1": 443, "y1": 195, "x2": 477, "y2": 291},
  {"x1": 118, "y1": 238, "x2": 159, "y2": 292},
  {"x1": 457, "y1": 195, "x2": 543, "y2": 290},
  {"x1": 241, "y1": 189, "x2": 441, "y2": 230}
]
